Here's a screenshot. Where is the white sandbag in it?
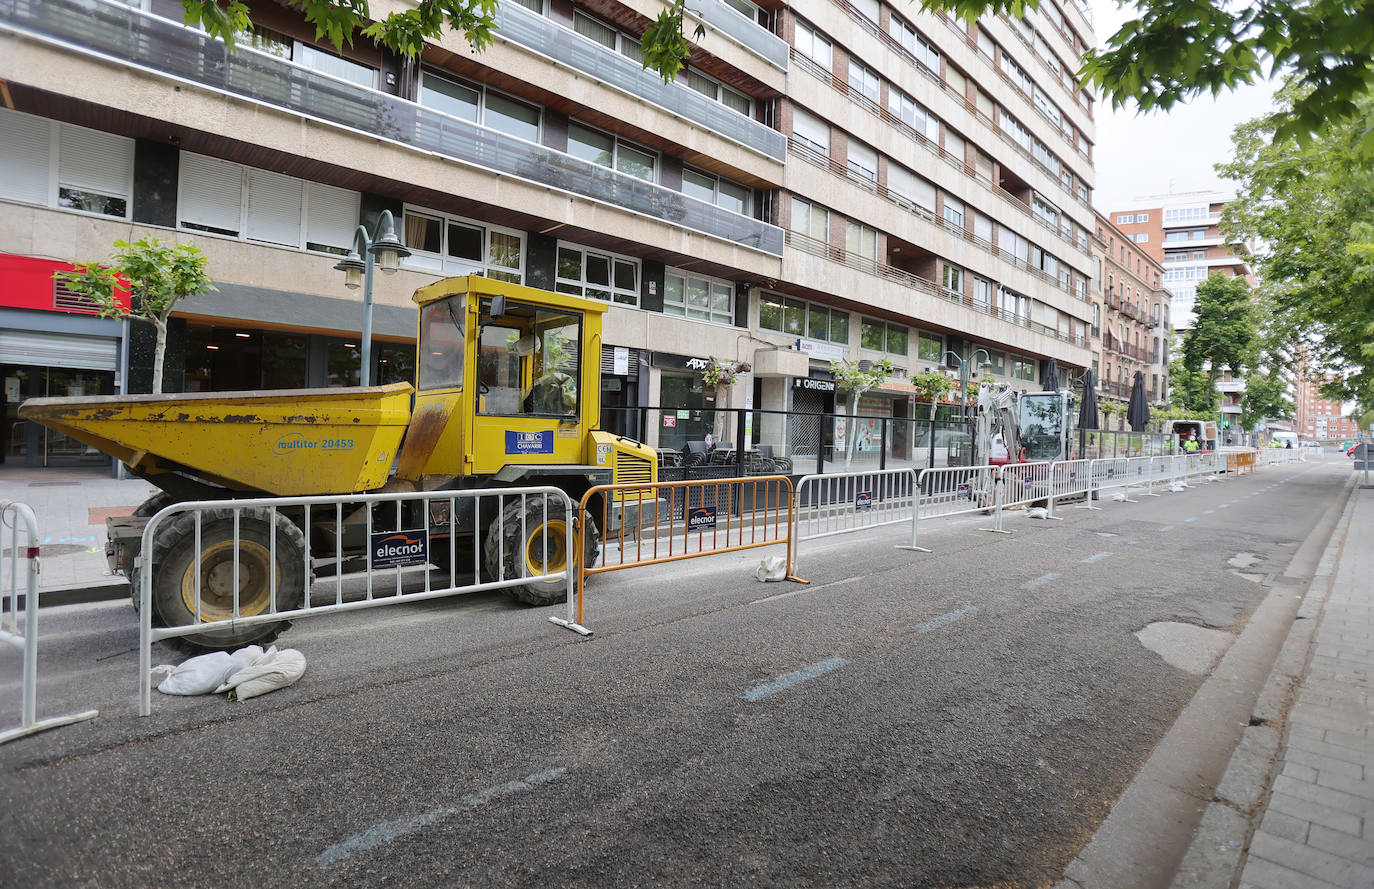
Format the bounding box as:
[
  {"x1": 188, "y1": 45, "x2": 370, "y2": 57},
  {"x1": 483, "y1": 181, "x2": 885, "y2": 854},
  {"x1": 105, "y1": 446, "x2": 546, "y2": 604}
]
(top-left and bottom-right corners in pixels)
[
  {"x1": 156, "y1": 645, "x2": 262, "y2": 696},
  {"x1": 755, "y1": 555, "x2": 787, "y2": 582},
  {"x1": 216, "y1": 646, "x2": 307, "y2": 700},
  {"x1": 1025, "y1": 507, "x2": 1048, "y2": 519}
]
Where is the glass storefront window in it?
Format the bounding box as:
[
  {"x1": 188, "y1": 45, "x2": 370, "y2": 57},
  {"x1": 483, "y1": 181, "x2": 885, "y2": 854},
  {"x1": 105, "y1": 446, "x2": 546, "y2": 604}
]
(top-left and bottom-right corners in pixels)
[{"x1": 328, "y1": 341, "x2": 361, "y2": 387}]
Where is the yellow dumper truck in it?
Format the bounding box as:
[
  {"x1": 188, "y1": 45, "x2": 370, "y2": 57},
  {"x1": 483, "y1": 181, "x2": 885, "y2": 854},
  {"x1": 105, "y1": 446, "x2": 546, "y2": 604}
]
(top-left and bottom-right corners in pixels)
[{"x1": 20, "y1": 276, "x2": 656, "y2": 648}]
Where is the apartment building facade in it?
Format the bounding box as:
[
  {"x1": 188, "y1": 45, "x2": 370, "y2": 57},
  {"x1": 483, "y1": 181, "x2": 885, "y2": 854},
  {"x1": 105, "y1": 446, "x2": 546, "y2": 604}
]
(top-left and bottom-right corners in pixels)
[
  {"x1": 1294, "y1": 369, "x2": 1361, "y2": 442},
  {"x1": 1091, "y1": 211, "x2": 1168, "y2": 413},
  {"x1": 0, "y1": 0, "x2": 1097, "y2": 467}
]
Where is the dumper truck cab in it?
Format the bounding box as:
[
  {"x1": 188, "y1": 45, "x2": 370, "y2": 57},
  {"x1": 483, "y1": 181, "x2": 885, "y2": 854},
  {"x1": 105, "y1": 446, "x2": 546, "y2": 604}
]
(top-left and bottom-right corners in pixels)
[{"x1": 19, "y1": 276, "x2": 656, "y2": 649}]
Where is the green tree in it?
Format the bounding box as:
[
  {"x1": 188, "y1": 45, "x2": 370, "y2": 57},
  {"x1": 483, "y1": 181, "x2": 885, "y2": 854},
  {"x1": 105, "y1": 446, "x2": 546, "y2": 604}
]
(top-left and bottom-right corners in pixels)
[
  {"x1": 1169, "y1": 355, "x2": 1221, "y2": 415},
  {"x1": 831, "y1": 358, "x2": 894, "y2": 467},
  {"x1": 909, "y1": 370, "x2": 955, "y2": 421},
  {"x1": 56, "y1": 237, "x2": 215, "y2": 394},
  {"x1": 1178, "y1": 272, "x2": 1256, "y2": 416},
  {"x1": 1220, "y1": 89, "x2": 1374, "y2": 418}
]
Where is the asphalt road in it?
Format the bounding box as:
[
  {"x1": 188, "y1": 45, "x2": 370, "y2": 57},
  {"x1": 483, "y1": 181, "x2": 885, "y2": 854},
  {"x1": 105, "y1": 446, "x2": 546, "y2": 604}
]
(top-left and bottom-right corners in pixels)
[{"x1": 0, "y1": 459, "x2": 1351, "y2": 888}]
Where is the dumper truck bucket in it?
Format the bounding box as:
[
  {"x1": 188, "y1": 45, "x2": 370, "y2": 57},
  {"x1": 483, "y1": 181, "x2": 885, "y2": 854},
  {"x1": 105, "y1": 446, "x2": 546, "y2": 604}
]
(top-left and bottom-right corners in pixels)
[{"x1": 19, "y1": 383, "x2": 413, "y2": 496}]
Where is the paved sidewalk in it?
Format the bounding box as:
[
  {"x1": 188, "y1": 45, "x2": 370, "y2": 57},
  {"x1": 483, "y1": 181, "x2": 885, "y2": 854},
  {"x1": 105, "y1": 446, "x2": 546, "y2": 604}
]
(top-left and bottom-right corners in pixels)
[
  {"x1": 1172, "y1": 477, "x2": 1374, "y2": 889},
  {"x1": 0, "y1": 465, "x2": 154, "y2": 593}
]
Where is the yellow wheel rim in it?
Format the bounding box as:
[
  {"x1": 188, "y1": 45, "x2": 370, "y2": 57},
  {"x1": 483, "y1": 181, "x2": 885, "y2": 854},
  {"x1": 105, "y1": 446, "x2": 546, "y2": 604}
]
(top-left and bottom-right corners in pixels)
[
  {"x1": 181, "y1": 539, "x2": 277, "y2": 622},
  {"x1": 523, "y1": 519, "x2": 570, "y2": 577}
]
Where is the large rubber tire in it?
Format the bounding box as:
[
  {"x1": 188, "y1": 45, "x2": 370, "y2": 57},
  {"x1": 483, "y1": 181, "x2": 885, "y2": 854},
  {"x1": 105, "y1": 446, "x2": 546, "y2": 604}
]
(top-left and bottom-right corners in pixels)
[
  {"x1": 139, "y1": 507, "x2": 309, "y2": 651},
  {"x1": 127, "y1": 492, "x2": 179, "y2": 613},
  {"x1": 482, "y1": 497, "x2": 599, "y2": 606},
  {"x1": 132, "y1": 491, "x2": 177, "y2": 519}
]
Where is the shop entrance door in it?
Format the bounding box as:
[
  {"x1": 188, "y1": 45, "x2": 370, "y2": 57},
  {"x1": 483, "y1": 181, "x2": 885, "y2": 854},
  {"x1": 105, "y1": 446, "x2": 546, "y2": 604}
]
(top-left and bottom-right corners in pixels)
[{"x1": 0, "y1": 366, "x2": 114, "y2": 467}]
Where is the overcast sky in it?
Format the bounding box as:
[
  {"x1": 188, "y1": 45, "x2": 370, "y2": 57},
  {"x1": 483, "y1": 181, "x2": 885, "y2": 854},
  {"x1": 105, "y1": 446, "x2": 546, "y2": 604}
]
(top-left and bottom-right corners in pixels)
[{"x1": 1087, "y1": 0, "x2": 1278, "y2": 214}]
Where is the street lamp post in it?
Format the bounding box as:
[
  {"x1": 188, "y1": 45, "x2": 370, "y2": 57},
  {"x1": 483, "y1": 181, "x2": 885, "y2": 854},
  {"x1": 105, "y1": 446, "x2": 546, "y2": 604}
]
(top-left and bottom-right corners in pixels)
[
  {"x1": 333, "y1": 209, "x2": 410, "y2": 386},
  {"x1": 942, "y1": 348, "x2": 992, "y2": 422}
]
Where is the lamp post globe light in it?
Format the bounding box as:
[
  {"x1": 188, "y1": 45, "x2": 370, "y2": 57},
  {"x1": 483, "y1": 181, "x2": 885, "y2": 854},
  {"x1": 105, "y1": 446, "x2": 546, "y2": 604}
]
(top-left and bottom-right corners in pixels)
[
  {"x1": 333, "y1": 209, "x2": 410, "y2": 386},
  {"x1": 942, "y1": 348, "x2": 993, "y2": 421}
]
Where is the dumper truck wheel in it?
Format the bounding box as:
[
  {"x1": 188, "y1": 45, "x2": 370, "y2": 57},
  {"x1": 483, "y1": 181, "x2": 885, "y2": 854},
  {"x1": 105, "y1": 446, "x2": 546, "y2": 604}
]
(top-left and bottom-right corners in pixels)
[
  {"x1": 143, "y1": 507, "x2": 309, "y2": 651},
  {"x1": 483, "y1": 497, "x2": 600, "y2": 606},
  {"x1": 132, "y1": 491, "x2": 176, "y2": 519}
]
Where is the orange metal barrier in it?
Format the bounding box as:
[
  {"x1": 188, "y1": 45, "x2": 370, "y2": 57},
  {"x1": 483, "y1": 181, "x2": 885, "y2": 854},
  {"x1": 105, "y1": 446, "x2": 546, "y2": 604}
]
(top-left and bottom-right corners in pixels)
[
  {"x1": 575, "y1": 475, "x2": 805, "y2": 626},
  {"x1": 1226, "y1": 451, "x2": 1258, "y2": 475}
]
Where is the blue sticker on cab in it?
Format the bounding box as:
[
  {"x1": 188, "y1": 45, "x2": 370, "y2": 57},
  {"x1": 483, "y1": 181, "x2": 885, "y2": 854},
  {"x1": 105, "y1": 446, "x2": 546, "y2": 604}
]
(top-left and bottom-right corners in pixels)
[{"x1": 506, "y1": 430, "x2": 554, "y2": 455}]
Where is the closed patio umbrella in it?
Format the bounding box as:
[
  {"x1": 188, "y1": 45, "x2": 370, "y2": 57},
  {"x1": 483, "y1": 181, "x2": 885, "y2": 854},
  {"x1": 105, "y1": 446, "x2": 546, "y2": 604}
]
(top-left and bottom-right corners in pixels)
[
  {"x1": 1127, "y1": 370, "x2": 1150, "y2": 432},
  {"x1": 1078, "y1": 370, "x2": 1099, "y2": 430},
  {"x1": 1042, "y1": 358, "x2": 1060, "y2": 392}
]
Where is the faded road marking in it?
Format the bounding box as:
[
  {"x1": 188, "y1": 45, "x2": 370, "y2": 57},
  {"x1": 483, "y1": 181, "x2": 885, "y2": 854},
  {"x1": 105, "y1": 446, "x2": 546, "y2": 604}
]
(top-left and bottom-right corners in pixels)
[
  {"x1": 1159, "y1": 525, "x2": 1175, "y2": 532},
  {"x1": 1025, "y1": 572, "x2": 1060, "y2": 589},
  {"x1": 1184, "y1": 517, "x2": 1198, "y2": 523},
  {"x1": 742, "y1": 658, "x2": 850, "y2": 701},
  {"x1": 1081, "y1": 552, "x2": 1112, "y2": 564},
  {"x1": 1205, "y1": 509, "x2": 1215, "y2": 514},
  {"x1": 753, "y1": 575, "x2": 861, "y2": 605},
  {"x1": 317, "y1": 767, "x2": 567, "y2": 865},
  {"x1": 916, "y1": 606, "x2": 978, "y2": 632}
]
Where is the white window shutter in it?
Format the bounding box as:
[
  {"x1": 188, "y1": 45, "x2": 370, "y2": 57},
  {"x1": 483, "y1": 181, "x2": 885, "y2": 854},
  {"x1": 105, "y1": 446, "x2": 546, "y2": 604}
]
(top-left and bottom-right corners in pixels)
[
  {"x1": 888, "y1": 164, "x2": 935, "y2": 213},
  {"x1": 792, "y1": 108, "x2": 829, "y2": 155},
  {"x1": 58, "y1": 124, "x2": 133, "y2": 198},
  {"x1": 305, "y1": 182, "x2": 359, "y2": 252},
  {"x1": 0, "y1": 108, "x2": 52, "y2": 206},
  {"x1": 180, "y1": 153, "x2": 243, "y2": 234},
  {"x1": 246, "y1": 168, "x2": 303, "y2": 247}
]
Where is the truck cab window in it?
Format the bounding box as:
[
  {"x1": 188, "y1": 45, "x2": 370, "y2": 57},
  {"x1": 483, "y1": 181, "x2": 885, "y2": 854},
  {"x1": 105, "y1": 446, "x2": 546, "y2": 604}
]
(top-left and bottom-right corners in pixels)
[
  {"x1": 418, "y1": 297, "x2": 465, "y2": 390},
  {"x1": 475, "y1": 299, "x2": 581, "y2": 417}
]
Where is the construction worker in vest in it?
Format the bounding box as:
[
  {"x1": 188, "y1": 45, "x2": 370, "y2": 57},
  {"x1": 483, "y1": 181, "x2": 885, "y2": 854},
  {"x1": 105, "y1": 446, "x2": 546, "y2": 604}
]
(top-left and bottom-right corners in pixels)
[{"x1": 1183, "y1": 434, "x2": 1200, "y2": 453}]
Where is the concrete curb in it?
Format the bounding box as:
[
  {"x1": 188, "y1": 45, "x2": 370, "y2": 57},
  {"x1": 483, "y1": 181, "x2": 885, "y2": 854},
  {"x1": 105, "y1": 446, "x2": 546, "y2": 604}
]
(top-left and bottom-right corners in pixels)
[{"x1": 1167, "y1": 472, "x2": 1357, "y2": 888}]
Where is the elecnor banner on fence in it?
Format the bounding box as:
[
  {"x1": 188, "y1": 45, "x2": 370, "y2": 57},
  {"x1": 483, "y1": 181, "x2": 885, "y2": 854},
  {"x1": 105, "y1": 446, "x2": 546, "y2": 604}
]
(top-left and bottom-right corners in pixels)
[
  {"x1": 856, "y1": 491, "x2": 873, "y2": 511},
  {"x1": 688, "y1": 506, "x2": 718, "y2": 531},
  {"x1": 370, "y1": 529, "x2": 430, "y2": 568}
]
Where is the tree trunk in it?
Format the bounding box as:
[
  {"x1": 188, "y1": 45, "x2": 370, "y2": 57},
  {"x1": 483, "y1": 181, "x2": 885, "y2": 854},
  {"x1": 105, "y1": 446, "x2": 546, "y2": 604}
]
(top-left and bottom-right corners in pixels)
[
  {"x1": 712, "y1": 383, "x2": 731, "y2": 443},
  {"x1": 151, "y1": 318, "x2": 167, "y2": 395},
  {"x1": 842, "y1": 392, "x2": 858, "y2": 469}
]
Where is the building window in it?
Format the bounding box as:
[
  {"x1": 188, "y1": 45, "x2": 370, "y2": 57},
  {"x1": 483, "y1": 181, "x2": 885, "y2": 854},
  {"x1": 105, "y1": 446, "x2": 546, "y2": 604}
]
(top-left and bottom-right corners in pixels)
[
  {"x1": 791, "y1": 197, "x2": 829, "y2": 242},
  {"x1": 419, "y1": 70, "x2": 540, "y2": 141},
  {"x1": 682, "y1": 167, "x2": 751, "y2": 215},
  {"x1": 942, "y1": 196, "x2": 964, "y2": 228},
  {"x1": 887, "y1": 88, "x2": 940, "y2": 141},
  {"x1": 230, "y1": 24, "x2": 378, "y2": 88},
  {"x1": 847, "y1": 140, "x2": 878, "y2": 185},
  {"x1": 1163, "y1": 207, "x2": 1207, "y2": 223},
  {"x1": 178, "y1": 152, "x2": 359, "y2": 254},
  {"x1": 687, "y1": 69, "x2": 752, "y2": 116},
  {"x1": 0, "y1": 108, "x2": 133, "y2": 219},
  {"x1": 845, "y1": 220, "x2": 877, "y2": 260},
  {"x1": 981, "y1": 348, "x2": 1006, "y2": 375},
  {"x1": 848, "y1": 60, "x2": 881, "y2": 105},
  {"x1": 917, "y1": 331, "x2": 943, "y2": 363},
  {"x1": 792, "y1": 108, "x2": 830, "y2": 158},
  {"x1": 794, "y1": 20, "x2": 832, "y2": 69},
  {"x1": 972, "y1": 277, "x2": 994, "y2": 308},
  {"x1": 759, "y1": 293, "x2": 849, "y2": 344},
  {"x1": 1011, "y1": 356, "x2": 1036, "y2": 381},
  {"x1": 942, "y1": 264, "x2": 963, "y2": 296},
  {"x1": 889, "y1": 14, "x2": 940, "y2": 74},
  {"x1": 399, "y1": 206, "x2": 523, "y2": 281},
  {"x1": 999, "y1": 52, "x2": 1031, "y2": 94},
  {"x1": 1132, "y1": 233, "x2": 1149, "y2": 243},
  {"x1": 999, "y1": 112, "x2": 1031, "y2": 150},
  {"x1": 568, "y1": 123, "x2": 656, "y2": 182},
  {"x1": 862, "y1": 318, "x2": 908, "y2": 356},
  {"x1": 664, "y1": 270, "x2": 733, "y2": 324},
  {"x1": 555, "y1": 243, "x2": 638, "y2": 306}
]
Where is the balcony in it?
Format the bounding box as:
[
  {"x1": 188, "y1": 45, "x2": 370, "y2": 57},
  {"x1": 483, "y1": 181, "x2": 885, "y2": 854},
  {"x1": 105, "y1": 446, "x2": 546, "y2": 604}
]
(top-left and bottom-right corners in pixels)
[
  {"x1": 494, "y1": 2, "x2": 786, "y2": 159},
  {"x1": 2, "y1": 0, "x2": 784, "y2": 256},
  {"x1": 784, "y1": 230, "x2": 1089, "y2": 350},
  {"x1": 1217, "y1": 379, "x2": 1246, "y2": 393},
  {"x1": 692, "y1": 0, "x2": 789, "y2": 70}
]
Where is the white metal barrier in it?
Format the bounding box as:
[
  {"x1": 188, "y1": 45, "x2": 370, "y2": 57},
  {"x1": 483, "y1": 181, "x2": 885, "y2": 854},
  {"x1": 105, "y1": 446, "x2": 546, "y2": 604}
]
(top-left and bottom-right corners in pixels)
[
  {"x1": 795, "y1": 468, "x2": 923, "y2": 569},
  {"x1": 913, "y1": 464, "x2": 999, "y2": 548},
  {"x1": 984, "y1": 462, "x2": 1053, "y2": 533},
  {"x1": 1, "y1": 500, "x2": 98, "y2": 744},
  {"x1": 138, "y1": 486, "x2": 577, "y2": 715},
  {"x1": 1048, "y1": 459, "x2": 1093, "y2": 516}
]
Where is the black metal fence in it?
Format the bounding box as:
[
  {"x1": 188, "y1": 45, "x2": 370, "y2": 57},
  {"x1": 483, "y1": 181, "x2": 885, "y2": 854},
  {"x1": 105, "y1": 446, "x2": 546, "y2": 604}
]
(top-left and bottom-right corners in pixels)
[{"x1": 603, "y1": 406, "x2": 976, "y2": 479}]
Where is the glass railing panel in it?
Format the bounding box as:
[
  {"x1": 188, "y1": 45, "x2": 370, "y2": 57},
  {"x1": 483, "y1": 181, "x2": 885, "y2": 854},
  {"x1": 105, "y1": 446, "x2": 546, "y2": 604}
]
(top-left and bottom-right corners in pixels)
[
  {"x1": 494, "y1": 3, "x2": 786, "y2": 160},
  {"x1": 3, "y1": 0, "x2": 783, "y2": 256},
  {"x1": 691, "y1": 0, "x2": 789, "y2": 69}
]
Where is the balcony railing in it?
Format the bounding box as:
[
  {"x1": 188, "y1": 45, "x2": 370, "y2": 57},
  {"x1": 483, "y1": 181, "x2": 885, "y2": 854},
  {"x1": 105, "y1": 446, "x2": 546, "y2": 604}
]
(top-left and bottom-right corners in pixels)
[
  {"x1": 495, "y1": 2, "x2": 786, "y2": 160},
  {"x1": 692, "y1": 0, "x2": 789, "y2": 69},
  {"x1": 3, "y1": 0, "x2": 784, "y2": 256}
]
